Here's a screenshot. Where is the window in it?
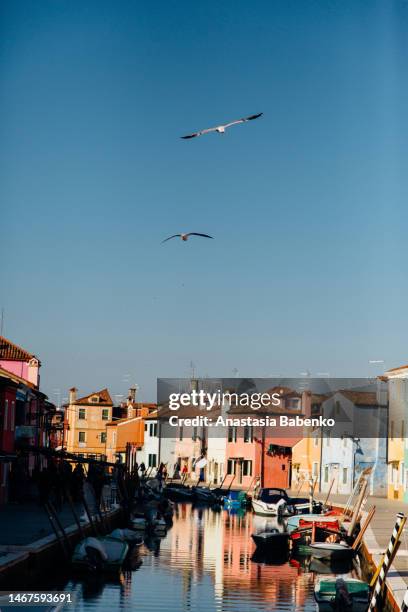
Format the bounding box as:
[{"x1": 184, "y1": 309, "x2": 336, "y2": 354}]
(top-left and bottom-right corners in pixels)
[
  {"x1": 78, "y1": 408, "x2": 86, "y2": 420},
  {"x1": 91, "y1": 396, "x2": 99, "y2": 403},
  {"x1": 312, "y1": 462, "x2": 319, "y2": 478},
  {"x1": 243, "y1": 426, "x2": 253, "y2": 443},
  {"x1": 243, "y1": 460, "x2": 252, "y2": 476},
  {"x1": 149, "y1": 423, "x2": 158, "y2": 437},
  {"x1": 179, "y1": 426, "x2": 183, "y2": 441},
  {"x1": 144, "y1": 423, "x2": 148, "y2": 431},
  {"x1": 102, "y1": 409, "x2": 109, "y2": 420},
  {"x1": 10, "y1": 401, "x2": 15, "y2": 431},
  {"x1": 192, "y1": 426, "x2": 198, "y2": 441},
  {"x1": 286, "y1": 397, "x2": 301, "y2": 411},
  {"x1": 227, "y1": 459, "x2": 234, "y2": 475},
  {"x1": 100, "y1": 432, "x2": 107, "y2": 443},
  {"x1": 324, "y1": 466, "x2": 329, "y2": 483},
  {"x1": 343, "y1": 437, "x2": 348, "y2": 448},
  {"x1": 228, "y1": 427, "x2": 237, "y2": 443},
  {"x1": 342, "y1": 468, "x2": 348, "y2": 484},
  {"x1": 313, "y1": 435, "x2": 319, "y2": 447},
  {"x1": 148, "y1": 453, "x2": 157, "y2": 468},
  {"x1": 400, "y1": 462, "x2": 405, "y2": 486},
  {"x1": 78, "y1": 431, "x2": 86, "y2": 443}
]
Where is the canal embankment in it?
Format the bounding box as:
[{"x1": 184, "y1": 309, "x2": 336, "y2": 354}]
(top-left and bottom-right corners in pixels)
[{"x1": 0, "y1": 501, "x2": 121, "y2": 589}]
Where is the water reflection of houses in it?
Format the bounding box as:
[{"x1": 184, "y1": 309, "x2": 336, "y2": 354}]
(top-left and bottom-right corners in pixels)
[{"x1": 165, "y1": 505, "x2": 312, "y2": 609}]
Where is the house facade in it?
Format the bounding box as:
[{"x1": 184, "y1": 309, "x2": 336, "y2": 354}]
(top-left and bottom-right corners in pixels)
[
  {"x1": 137, "y1": 410, "x2": 159, "y2": 470},
  {"x1": 65, "y1": 387, "x2": 113, "y2": 459},
  {"x1": 0, "y1": 335, "x2": 41, "y2": 387},
  {"x1": 320, "y1": 389, "x2": 387, "y2": 497},
  {"x1": 384, "y1": 365, "x2": 408, "y2": 501}
]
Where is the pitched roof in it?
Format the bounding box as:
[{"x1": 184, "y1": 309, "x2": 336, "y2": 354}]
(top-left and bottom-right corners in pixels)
[
  {"x1": 335, "y1": 390, "x2": 378, "y2": 406},
  {"x1": 386, "y1": 364, "x2": 408, "y2": 373},
  {"x1": 76, "y1": 388, "x2": 113, "y2": 406},
  {"x1": 0, "y1": 336, "x2": 38, "y2": 362}
]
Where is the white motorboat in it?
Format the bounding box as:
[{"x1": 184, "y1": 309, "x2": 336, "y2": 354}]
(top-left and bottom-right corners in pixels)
[{"x1": 252, "y1": 489, "x2": 290, "y2": 516}]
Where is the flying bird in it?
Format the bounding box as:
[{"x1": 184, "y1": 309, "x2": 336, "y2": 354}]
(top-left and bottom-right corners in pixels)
[
  {"x1": 161, "y1": 232, "x2": 214, "y2": 243},
  {"x1": 181, "y1": 112, "x2": 263, "y2": 139}
]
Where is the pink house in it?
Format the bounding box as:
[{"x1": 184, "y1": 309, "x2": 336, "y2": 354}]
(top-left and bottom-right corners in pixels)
[{"x1": 0, "y1": 336, "x2": 41, "y2": 387}]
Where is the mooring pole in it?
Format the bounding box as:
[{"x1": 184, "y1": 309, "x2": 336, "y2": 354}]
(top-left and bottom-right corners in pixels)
[{"x1": 368, "y1": 512, "x2": 406, "y2": 611}]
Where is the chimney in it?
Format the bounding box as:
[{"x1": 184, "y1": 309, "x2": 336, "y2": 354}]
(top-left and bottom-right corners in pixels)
[
  {"x1": 128, "y1": 386, "x2": 137, "y2": 403},
  {"x1": 69, "y1": 387, "x2": 77, "y2": 404},
  {"x1": 191, "y1": 378, "x2": 198, "y2": 392}
]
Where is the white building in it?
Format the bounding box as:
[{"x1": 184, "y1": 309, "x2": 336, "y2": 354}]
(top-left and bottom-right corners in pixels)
[{"x1": 136, "y1": 411, "x2": 160, "y2": 471}]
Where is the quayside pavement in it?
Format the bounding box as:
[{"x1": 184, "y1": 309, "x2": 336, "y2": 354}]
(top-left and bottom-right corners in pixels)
[{"x1": 312, "y1": 492, "x2": 408, "y2": 608}]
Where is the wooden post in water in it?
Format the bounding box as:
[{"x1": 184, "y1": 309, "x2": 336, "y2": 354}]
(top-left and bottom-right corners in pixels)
[
  {"x1": 368, "y1": 512, "x2": 406, "y2": 611},
  {"x1": 323, "y1": 478, "x2": 335, "y2": 508},
  {"x1": 351, "y1": 505, "x2": 376, "y2": 550},
  {"x1": 347, "y1": 479, "x2": 367, "y2": 537}
]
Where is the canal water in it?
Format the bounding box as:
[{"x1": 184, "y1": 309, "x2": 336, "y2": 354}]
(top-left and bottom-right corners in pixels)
[{"x1": 54, "y1": 504, "x2": 359, "y2": 611}]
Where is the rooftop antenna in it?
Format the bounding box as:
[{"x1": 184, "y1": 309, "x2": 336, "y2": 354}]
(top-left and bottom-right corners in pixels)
[{"x1": 190, "y1": 360, "x2": 196, "y2": 380}]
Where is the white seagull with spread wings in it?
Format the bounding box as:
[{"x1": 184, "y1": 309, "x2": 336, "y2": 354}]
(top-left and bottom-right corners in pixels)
[
  {"x1": 181, "y1": 112, "x2": 263, "y2": 139},
  {"x1": 161, "y1": 232, "x2": 214, "y2": 243}
]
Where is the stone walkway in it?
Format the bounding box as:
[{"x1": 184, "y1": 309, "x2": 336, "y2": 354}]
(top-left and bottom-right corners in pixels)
[
  {"x1": 0, "y1": 501, "x2": 84, "y2": 546},
  {"x1": 314, "y1": 492, "x2": 408, "y2": 608}
]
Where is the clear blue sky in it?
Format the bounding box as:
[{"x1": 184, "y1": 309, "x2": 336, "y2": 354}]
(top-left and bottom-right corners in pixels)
[{"x1": 1, "y1": 0, "x2": 407, "y2": 403}]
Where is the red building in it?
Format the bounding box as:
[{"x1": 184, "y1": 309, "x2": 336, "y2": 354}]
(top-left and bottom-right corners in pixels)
[
  {"x1": 0, "y1": 368, "x2": 18, "y2": 504},
  {"x1": 0, "y1": 337, "x2": 56, "y2": 504},
  {"x1": 226, "y1": 387, "x2": 304, "y2": 489}
]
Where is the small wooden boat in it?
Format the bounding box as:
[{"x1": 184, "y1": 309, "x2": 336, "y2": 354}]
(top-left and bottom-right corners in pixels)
[
  {"x1": 251, "y1": 529, "x2": 289, "y2": 553},
  {"x1": 314, "y1": 577, "x2": 369, "y2": 611},
  {"x1": 109, "y1": 528, "x2": 144, "y2": 545},
  {"x1": 163, "y1": 483, "x2": 195, "y2": 502},
  {"x1": 72, "y1": 536, "x2": 129, "y2": 573},
  {"x1": 286, "y1": 514, "x2": 340, "y2": 534},
  {"x1": 192, "y1": 486, "x2": 222, "y2": 505},
  {"x1": 131, "y1": 517, "x2": 148, "y2": 530},
  {"x1": 310, "y1": 542, "x2": 355, "y2": 561},
  {"x1": 150, "y1": 517, "x2": 167, "y2": 535}
]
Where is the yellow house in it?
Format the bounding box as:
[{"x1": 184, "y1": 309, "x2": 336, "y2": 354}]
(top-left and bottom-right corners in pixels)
[
  {"x1": 65, "y1": 387, "x2": 113, "y2": 459},
  {"x1": 291, "y1": 431, "x2": 321, "y2": 493},
  {"x1": 291, "y1": 392, "x2": 324, "y2": 493},
  {"x1": 384, "y1": 365, "x2": 408, "y2": 501}
]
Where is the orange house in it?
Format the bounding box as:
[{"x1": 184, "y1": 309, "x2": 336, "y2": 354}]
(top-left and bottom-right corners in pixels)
[{"x1": 105, "y1": 405, "x2": 150, "y2": 464}]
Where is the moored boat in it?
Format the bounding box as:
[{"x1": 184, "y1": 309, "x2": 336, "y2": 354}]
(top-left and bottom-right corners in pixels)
[
  {"x1": 72, "y1": 536, "x2": 129, "y2": 573},
  {"x1": 314, "y1": 577, "x2": 369, "y2": 611},
  {"x1": 310, "y1": 541, "x2": 355, "y2": 561},
  {"x1": 251, "y1": 529, "x2": 289, "y2": 553}
]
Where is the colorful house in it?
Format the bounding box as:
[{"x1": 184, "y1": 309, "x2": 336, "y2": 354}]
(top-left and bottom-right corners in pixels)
[
  {"x1": 137, "y1": 410, "x2": 159, "y2": 470},
  {"x1": 0, "y1": 335, "x2": 41, "y2": 387},
  {"x1": 291, "y1": 393, "x2": 325, "y2": 493},
  {"x1": 320, "y1": 389, "x2": 387, "y2": 497},
  {"x1": 384, "y1": 365, "x2": 408, "y2": 501},
  {"x1": 65, "y1": 387, "x2": 113, "y2": 459}
]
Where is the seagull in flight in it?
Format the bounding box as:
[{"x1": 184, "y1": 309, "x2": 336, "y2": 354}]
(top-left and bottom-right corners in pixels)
[
  {"x1": 161, "y1": 232, "x2": 214, "y2": 243},
  {"x1": 181, "y1": 112, "x2": 263, "y2": 139}
]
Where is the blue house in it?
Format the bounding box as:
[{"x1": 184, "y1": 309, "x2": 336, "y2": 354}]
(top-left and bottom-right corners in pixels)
[{"x1": 320, "y1": 389, "x2": 387, "y2": 497}]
